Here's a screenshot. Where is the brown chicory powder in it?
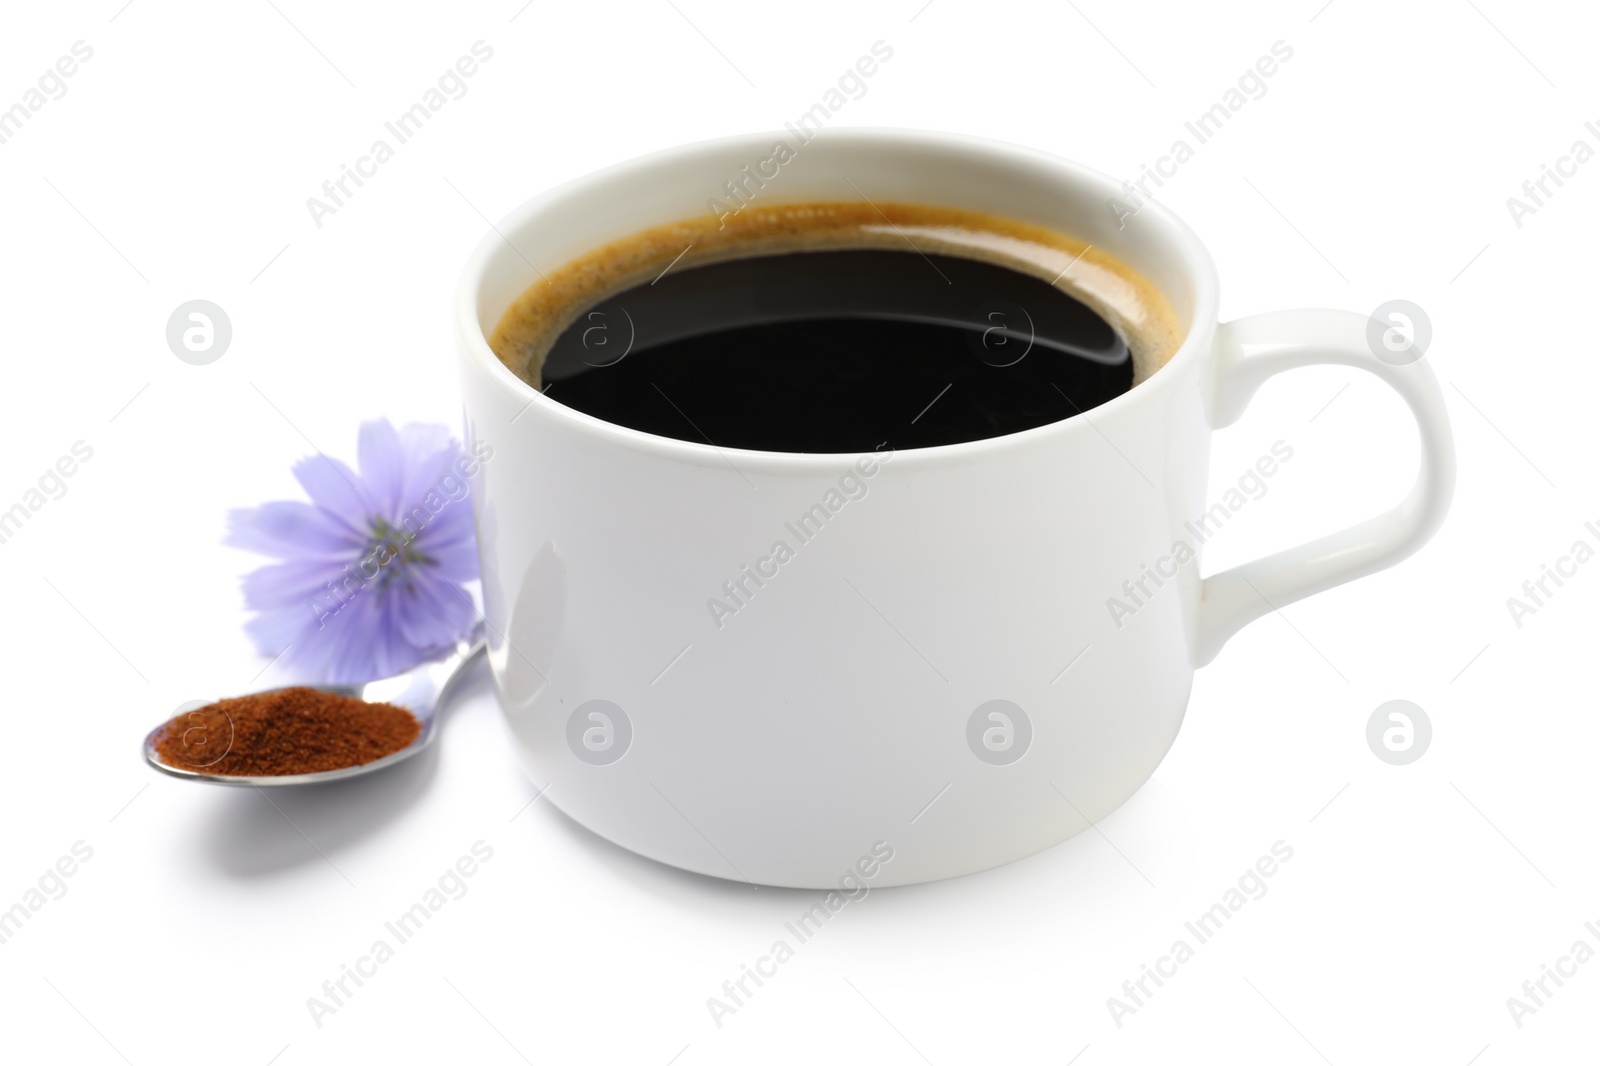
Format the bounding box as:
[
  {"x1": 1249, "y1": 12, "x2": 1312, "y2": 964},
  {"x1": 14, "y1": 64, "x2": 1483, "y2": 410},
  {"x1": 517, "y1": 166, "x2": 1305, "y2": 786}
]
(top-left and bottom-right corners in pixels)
[{"x1": 155, "y1": 687, "x2": 420, "y2": 776}]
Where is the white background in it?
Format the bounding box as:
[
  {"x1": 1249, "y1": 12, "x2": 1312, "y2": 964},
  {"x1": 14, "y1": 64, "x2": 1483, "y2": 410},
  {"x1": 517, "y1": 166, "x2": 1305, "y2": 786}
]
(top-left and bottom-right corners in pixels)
[{"x1": 0, "y1": 1, "x2": 1594, "y2": 1062}]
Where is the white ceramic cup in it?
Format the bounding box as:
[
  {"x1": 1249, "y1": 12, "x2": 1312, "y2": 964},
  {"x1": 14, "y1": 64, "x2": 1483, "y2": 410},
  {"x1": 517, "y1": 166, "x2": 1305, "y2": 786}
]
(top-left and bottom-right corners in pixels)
[{"x1": 456, "y1": 129, "x2": 1454, "y2": 888}]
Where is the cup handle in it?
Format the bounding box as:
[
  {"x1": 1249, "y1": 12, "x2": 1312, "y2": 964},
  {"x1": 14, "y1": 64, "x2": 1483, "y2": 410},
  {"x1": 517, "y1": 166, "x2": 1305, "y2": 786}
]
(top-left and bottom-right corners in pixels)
[{"x1": 1195, "y1": 308, "x2": 1456, "y2": 665}]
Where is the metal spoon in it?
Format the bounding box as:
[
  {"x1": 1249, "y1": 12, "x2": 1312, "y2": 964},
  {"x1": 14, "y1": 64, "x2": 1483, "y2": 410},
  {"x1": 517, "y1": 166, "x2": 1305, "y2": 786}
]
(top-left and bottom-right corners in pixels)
[{"x1": 142, "y1": 623, "x2": 487, "y2": 787}]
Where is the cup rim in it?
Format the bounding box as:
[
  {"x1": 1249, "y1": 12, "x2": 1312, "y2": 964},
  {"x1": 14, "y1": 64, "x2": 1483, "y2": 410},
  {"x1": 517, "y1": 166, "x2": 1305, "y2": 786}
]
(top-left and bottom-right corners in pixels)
[{"x1": 455, "y1": 127, "x2": 1220, "y2": 471}]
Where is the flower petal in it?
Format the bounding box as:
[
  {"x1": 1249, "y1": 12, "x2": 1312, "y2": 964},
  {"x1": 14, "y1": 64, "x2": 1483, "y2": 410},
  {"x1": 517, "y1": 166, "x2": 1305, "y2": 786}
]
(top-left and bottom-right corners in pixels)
[
  {"x1": 420, "y1": 549, "x2": 479, "y2": 586},
  {"x1": 225, "y1": 502, "x2": 361, "y2": 561},
  {"x1": 358, "y1": 419, "x2": 408, "y2": 520},
  {"x1": 241, "y1": 558, "x2": 346, "y2": 611},
  {"x1": 328, "y1": 589, "x2": 421, "y2": 684},
  {"x1": 395, "y1": 426, "x2": 479, "y2": 525},
  {"x1": 389, "y1": 569, "x2": 477, "y2": 649},
  {"x1": 242, "y1": 605, "x2": 313, "y2": 661},
  {"x1": 400, "y1": 422, "x2": 452, "y2": 456},
  {"x1": 279, "y1": 589, "x2": 378, "y2": 685},
  {"x1": 414, "y1": 497, "x2": 476, "y2": 546},
  {"x1": 290, "y1": 456, "x2": 375, "y2": 535},
  {"x1": 413, "y1": 514, "x2": 480, "y2": 583}
]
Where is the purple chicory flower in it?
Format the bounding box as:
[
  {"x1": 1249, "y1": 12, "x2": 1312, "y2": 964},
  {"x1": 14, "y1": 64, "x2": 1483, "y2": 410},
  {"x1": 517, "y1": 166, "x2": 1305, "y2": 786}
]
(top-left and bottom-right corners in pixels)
[{"x1": 226, "y1": 419, "x2": 481, "y2": 685}]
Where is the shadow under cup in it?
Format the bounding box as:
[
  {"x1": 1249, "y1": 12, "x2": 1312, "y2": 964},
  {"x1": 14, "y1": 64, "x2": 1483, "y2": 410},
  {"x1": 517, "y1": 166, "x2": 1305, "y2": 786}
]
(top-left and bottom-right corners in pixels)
[{"x1": 456, "y1": 129, "x2": 1221, "y2": 888}]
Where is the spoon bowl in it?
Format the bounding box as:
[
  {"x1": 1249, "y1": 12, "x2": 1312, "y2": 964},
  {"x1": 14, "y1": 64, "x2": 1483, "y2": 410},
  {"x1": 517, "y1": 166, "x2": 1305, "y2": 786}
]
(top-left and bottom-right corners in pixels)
[{"x1": 143, "y1": 624, "x2": 487, "y2": 786}]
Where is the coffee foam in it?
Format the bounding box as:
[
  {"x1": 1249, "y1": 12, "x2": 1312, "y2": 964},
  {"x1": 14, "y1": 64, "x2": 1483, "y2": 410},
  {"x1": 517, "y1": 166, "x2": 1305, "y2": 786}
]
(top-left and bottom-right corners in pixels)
[{"x1": 489, "y1": 201, "x2": 1185, "y2": 388}]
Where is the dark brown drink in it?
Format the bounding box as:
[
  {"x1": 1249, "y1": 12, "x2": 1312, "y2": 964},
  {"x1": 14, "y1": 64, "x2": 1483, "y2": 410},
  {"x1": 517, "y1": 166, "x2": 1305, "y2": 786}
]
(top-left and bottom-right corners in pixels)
[{"x1": 490, "y1": 202, "x2": 1181, "y2": 453}]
